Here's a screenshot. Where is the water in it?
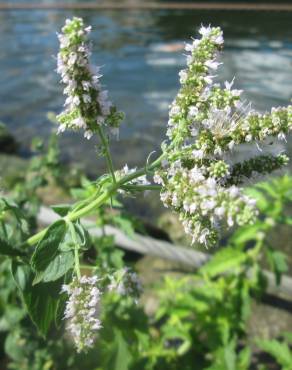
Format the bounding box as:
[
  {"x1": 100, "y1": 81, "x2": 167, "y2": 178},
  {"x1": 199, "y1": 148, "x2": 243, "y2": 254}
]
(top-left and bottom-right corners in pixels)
[{"x1": 0, "y1": 8, "x2": 292, "y2": 173}]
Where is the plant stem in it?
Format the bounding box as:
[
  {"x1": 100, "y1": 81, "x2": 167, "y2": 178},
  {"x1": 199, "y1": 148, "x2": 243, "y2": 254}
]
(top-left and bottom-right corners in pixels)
[
  {"x1": 97, "y1": 126, "x2": 116, "y2": 184},
  {"x1": 24, "y1": 152, "x2": 165, "y2": 248},
  {"x1": 121, "y1": 184, "x2": 161, "y2": 191},
  {"x1": 68, "y1": 221, "x2": 81, "y2": 279}
]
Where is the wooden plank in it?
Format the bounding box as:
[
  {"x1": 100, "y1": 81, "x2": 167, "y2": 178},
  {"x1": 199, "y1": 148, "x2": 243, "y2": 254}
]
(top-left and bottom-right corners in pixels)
[
  {"x1": 38, "y1": 206, "x2": 292, "y2": 298},
  {"x1": 0, "y1": 2, "x2": 292, "y2": 11}
]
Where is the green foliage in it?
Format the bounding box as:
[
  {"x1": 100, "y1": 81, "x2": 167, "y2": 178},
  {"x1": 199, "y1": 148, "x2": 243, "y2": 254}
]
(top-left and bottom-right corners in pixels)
[
  {"x1": 0, "y1": 127, "x2": 292, "y2": 368},
  {"x1": 256, "y1": 338, "x2": 292, "y2": 370}
]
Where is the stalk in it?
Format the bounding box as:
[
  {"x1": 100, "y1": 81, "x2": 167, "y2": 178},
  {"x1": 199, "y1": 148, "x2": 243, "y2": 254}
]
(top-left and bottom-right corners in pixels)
[
  {"x1": 23, "y1": 153, "x2": 165, "y2": 248},
  {"x1": 97, "y1": 126, "x2": 116, "y2": 184}
]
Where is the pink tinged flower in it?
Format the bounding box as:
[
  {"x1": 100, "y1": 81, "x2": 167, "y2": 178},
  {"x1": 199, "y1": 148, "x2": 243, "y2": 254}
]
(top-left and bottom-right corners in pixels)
[{"x1": 214, "y1": 34, "x2": 224, "y2": 45}]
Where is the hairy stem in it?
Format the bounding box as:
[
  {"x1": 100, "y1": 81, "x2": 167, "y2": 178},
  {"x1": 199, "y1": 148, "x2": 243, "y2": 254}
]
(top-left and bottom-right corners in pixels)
[
  {"x1": 97, "y1": 126, "x2": 116, "y2": 184},
  {"x1": 24, "y1": 153, "x2": 165, "y2": 248}
]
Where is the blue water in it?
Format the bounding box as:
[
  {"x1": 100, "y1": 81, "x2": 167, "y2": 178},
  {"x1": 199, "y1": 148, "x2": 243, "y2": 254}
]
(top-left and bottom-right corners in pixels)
[{"x1": 0, "y1": 9, "x2": 292, "y2": 172}]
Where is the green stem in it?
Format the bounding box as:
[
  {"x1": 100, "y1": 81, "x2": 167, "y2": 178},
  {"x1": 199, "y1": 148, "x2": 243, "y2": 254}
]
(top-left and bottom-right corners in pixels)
[
  {"x1": 68, "y1": 221, "x2": 81, "y2": 279},
  {"x1": 24, "y1": 152, "x2": 165, "y2": 248},
  {"x1": 121, "y1": 184, "x2": 162, "y2": 192},
  {"x1": 97, "y1": 126, "x2": 116, "y2": 184}
]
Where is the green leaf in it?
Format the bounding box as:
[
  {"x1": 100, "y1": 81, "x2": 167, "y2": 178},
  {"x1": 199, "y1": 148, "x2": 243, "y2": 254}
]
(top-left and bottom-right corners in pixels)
[
  {"x1": 200, "y1": 247, "x2": 247, "y2": 278},
  {"x1": 113, "y1": 216, "x2": 135, "y2": 238},
  {"x1": 0, "y1": 237, "x2": 25, "y2": 257},
  {"x1": 31, "y1": 220, "x2": 67, "y2": 271},
  {"x1": 103, "y1": 330, "x2": 131, "y2": 370},
  {"x1": 51, "y1": 204, "x2": 71, "y2": 217},
  {"x1": 11, "y1": 261, "x2": 63, "y2": 337},
  {"x1": 256, "y1": 339, "x2": 292, "y2": 368},
  {"x1": 33, "y1": 251, "x2": 74, "y2": 284},
  {"x1": 266, "y1": 249, "x2": 288, "y2": 285},
  {"x1": 229, "y1": 223, "x2": 265, "y2": 245},
  {"x1": 238, "y1": 347, "x2": 251, "y2": 369},
  {"x1": 74, "y1": 222, "x2": 91, "y2": 250}
]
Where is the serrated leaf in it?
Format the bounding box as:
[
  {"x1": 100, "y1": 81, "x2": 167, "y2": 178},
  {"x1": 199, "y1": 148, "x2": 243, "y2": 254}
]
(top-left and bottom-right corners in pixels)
[
  {"x1": 33, "y1": 251, "x2": 74, "y2": 284},
  {"x1": 200, "y1": 247, "x2": 247, "y2": 278},
  {"x1": 11, "y1": 261, "x2": 63, "y2": 337},
  {"x1": 31, "y1": 220, "x2": 67, "y2": 271}
]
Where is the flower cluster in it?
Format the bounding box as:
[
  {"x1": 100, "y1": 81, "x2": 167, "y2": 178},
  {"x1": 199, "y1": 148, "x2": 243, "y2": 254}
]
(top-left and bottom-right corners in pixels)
[
  {"x1": 61, "y1": 275, "x2": 102, "y2": 352},
  {"x1": 108, "y1": 267, "x2": 143, "y2": 303},
  {"x1": 156, "y1": 25, "x2": 292, "y2": 247},
  {"x1": 56, "y1": 17, "x2": 123, "y2": 139}
]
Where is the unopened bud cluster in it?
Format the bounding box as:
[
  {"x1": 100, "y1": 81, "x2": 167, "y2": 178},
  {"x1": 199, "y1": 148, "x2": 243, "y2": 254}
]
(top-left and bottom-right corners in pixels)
[
  {"x1": 155, "y1": 26, "x2": 292, "y2": 247},
  {"x1": 56, "y1": 17, "x2": 123, "y2": 139},
  {"x1": 108, "y1": 267, "x2": 142, "y2": 303}
]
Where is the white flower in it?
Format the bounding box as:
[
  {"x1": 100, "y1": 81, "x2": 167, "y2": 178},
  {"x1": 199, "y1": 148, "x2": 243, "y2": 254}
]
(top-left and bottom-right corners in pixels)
[
  {"x1": 192, "y1": 149, "x2": 204, "y2": 159},
  {"x1": 84, "y1": 130, "x2": 93, "y2": 140},
  {"x1": 278, "y1": 132, "x2": 287, "y2": 142},
  {"x1": 199, "y1": 25, "x2": 212, "y2": 37},
  {"x1": 179, "y1": 70, "x2": 188, "y2": 83},
  {"x1": 205, "y1": 60, "x2": 221, "y2": 70},
  {"x1": 188, "y1": 106, "x2": 199, "y2": 117},
  {"x1": 62, "y1": 275, "x2": 102, "y2": 352}
]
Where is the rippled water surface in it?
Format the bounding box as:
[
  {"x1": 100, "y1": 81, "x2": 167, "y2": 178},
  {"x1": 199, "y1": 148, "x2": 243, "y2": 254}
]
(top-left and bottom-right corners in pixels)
[{"x1": 0, "y1": 8, "x2": 292, "y2": 171}]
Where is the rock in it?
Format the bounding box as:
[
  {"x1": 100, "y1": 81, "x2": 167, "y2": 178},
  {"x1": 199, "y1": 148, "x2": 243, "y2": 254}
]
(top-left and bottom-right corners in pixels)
[{"x1": 0, "y1": 123, "x2": 18, "y2": 154}]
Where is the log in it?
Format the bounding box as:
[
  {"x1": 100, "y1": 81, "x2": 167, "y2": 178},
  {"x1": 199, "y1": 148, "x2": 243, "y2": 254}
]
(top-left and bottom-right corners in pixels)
[{"x1": 38, "y1": 206, "x2": 292, "y2": 298}]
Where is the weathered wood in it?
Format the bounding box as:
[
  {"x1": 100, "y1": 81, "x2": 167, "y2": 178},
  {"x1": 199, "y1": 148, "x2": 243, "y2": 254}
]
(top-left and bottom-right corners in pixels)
[
  {"x1": 0, "y1": 2, "x2": 292, "y2": 11},
  {"x1": 38, "y1": 206, "x2": 292, "y2": 298}
]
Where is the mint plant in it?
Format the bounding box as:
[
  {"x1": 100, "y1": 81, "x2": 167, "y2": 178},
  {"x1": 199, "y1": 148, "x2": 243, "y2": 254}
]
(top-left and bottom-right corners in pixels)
[{"x1": 0, "y1": 17, "x2": 291, "y2": 354}]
